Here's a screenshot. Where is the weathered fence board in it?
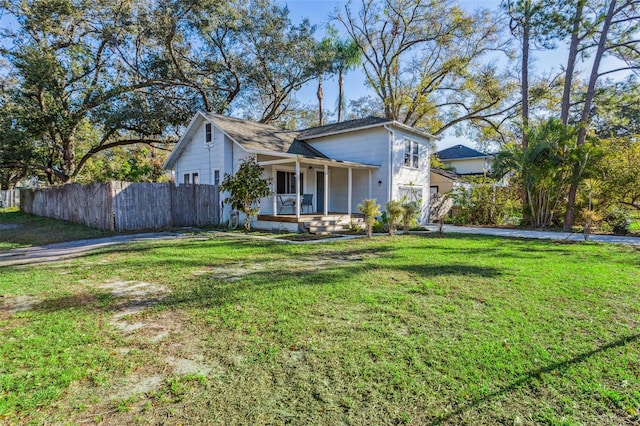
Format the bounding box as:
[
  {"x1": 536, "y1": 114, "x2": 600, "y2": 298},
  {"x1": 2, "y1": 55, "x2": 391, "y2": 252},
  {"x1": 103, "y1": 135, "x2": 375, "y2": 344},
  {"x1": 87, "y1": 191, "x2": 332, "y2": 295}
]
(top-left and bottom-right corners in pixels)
[
  {"x1": 20, "y1": 182, "x2": 219, "y2": 231},
  {"x1": 0, "y1": 190, "x2": 20, "y2": 208}
]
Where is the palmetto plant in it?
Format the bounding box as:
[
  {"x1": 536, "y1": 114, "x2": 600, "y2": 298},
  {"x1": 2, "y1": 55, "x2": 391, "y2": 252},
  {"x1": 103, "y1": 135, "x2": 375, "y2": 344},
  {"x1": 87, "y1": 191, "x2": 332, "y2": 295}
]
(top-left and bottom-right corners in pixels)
[{"x1": 493, "y1": 119, "x2": 594, "y2": 229}]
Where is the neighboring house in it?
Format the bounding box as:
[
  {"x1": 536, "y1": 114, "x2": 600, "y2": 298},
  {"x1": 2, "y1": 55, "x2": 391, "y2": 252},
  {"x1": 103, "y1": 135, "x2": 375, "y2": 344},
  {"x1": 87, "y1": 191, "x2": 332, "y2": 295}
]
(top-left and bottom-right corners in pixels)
[
  {"x1": 163, "y1": 112, "x2": 436, "y2": 230},
  {"x1": 430, "y1": 167, "x2": 462, "y2": 197},
  {"x1": 436, "y1": 144, "x2": 494, "y2": 176}
]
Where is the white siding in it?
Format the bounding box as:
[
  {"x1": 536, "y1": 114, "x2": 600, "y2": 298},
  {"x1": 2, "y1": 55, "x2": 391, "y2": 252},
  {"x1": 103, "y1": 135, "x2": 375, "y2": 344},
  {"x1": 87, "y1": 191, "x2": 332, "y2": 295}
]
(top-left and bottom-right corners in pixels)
[
  {"x1": 444, "y1": 158, "x2": 492, "y2": 175},
  {"x1": 175, "y1": 120, "x2": 227, "y2": 185},
  {"x1": 307, "y1": 128, "x2": 389, "y2": 207},
  {"x1": 390, "y1": 129, "x2": 431, "y2": 223}
]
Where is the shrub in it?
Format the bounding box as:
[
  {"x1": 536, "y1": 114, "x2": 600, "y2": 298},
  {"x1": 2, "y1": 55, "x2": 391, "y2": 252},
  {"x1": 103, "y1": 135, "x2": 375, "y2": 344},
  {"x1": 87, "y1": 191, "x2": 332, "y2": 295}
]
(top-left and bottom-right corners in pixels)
[
  {"x1": 604, "y1": 208, "x2": 631, "y2": 234},
  {"x1": 401, "y1": 201, "x2": 420, "y2": 232},
  {"x1": 358, "y1": 199, "x2": 381, "y2": 238},
  {"x1": 386, "y1": 200, "x2": 404, "y2": 236},
  {"x1": 220, "y1": 157, "x2": 272, "y2": 232},
  {"x1": 450, "y1": 178, "x2": 521, "y2": 226}
]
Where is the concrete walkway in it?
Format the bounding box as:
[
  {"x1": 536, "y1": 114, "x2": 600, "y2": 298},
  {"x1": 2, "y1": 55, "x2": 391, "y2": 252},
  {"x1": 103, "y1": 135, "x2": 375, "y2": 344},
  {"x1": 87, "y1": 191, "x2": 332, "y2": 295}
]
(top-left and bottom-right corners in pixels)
[
  {"x1": 2, "y1": 225, "x2": 638, "y2": 268},
  {"x1": 427, "y1": 224, "x2": 640, "y2": 246},
  {"x1": 0, "y1": 232, "x2": 200, "y2": 267}
]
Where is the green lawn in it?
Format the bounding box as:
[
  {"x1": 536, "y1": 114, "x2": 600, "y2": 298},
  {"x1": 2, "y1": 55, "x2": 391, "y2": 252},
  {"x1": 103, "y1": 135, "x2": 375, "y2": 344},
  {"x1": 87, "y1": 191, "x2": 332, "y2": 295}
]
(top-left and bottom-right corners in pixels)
[
  {"x1": 0, "y1": 209, "x2": 115, "y2": 251},
  {"x1": 1, "y1": 233, "x2": 639, "y2": 424}
]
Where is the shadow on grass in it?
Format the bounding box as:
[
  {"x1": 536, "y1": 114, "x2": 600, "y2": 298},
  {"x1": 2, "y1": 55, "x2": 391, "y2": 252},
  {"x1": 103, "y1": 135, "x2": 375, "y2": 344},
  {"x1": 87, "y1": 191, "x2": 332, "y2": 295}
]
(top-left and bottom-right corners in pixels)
[
  {"x1": 27, "y1": 238, "x2": 502, "y2": 314},
  {"x1": 431, "y1": 333, "x2": 640, "y2": 425}
]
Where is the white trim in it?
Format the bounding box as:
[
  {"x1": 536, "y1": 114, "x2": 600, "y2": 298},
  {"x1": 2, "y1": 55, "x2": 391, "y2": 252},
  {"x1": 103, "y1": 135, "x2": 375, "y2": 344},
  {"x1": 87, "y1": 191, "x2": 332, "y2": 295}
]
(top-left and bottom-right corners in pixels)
[
  {"x1": 212, "y1": 168, "x2": 221, "y2": 186},
  {"x1": 402, "y1": 137, "x2": 420, "y2": 169},
  {"x1": 255, "y1": 150, "x2": 378, "y2": 169},
  {"x1": 324, "y1": 165, "x2": 329, "y2": 216},
  {"x1": 386, "y1": 126, "x2": 394, "y2": 202},
  {"x1": 295, "y1": 161, "x2": 300, "y2": 218}
]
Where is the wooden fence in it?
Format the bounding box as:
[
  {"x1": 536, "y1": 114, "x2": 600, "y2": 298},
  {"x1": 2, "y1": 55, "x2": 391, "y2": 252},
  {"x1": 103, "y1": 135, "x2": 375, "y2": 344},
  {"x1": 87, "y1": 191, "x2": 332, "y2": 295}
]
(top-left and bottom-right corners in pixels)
[
  {"x1": 20, "y1": 182, "x2": 220, "y2": 231},
  {"x1": 1, "y1": 190, "x2": 20, "y2": 208}
]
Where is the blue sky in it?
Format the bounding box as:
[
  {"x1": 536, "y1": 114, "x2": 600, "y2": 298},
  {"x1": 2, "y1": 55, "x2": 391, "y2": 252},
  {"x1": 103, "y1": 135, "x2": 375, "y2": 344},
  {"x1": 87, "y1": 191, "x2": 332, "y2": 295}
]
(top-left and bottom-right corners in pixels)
[{"x1": 279, "y1": 0, "x2": 631, "y2": 150}]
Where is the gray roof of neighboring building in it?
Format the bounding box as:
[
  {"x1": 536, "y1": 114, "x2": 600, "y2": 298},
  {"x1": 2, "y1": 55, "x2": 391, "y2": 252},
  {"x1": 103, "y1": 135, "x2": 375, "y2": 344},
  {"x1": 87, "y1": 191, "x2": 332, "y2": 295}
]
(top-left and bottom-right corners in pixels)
[
  {"x1": 431, "y1": 168, "x2": 461, "y2": 180},
  {"x1": 436, "y1": 144, "x2": 492, "y2": 160}
]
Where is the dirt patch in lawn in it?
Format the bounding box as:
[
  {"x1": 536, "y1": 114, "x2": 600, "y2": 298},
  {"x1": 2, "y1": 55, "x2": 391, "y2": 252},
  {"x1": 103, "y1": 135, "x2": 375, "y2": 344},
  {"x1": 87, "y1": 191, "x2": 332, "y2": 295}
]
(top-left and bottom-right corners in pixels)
[
  {"x1": 61, "y1": 278, "x2": 223, "y2": 423},
  {"x1": 197, "y1": 251, "x2": 380, "y2": 283},
  {"x1": 0, "y1": 294, "x2": 39, "y2": 314}
]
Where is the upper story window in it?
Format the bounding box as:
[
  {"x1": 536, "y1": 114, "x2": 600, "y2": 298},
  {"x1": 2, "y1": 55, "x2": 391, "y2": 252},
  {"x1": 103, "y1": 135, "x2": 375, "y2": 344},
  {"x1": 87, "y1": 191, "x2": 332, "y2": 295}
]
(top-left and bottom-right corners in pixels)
[
  {"x1": 205, "y1": 123, "x2": 212, "y2": 143},
  {"x1": 404, "y1": 138, "x2": 420, "y2": 168}
]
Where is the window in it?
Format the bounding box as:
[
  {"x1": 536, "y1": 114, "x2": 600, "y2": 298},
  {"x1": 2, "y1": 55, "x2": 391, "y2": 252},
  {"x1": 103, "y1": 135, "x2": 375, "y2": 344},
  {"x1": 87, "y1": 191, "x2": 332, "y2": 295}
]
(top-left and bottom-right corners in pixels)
[
  {"x1": 213, "y1": 169, "x2": 220, "y2": 186},
  {"x1": 276, "y1": 171, "x2": 303, "y2": 194},
  {"x1": 403, "y1": 139, "x2": 420, "y2": 168},
  {"x1": 399, "y1": 186, "x2": 422, "y2": 203},
  {"x1": 183, "y1": 172, "x2": 199, "y2": 185},
  {"x1": 205, "y1": 123, "x2": 212, "y2": 143}
]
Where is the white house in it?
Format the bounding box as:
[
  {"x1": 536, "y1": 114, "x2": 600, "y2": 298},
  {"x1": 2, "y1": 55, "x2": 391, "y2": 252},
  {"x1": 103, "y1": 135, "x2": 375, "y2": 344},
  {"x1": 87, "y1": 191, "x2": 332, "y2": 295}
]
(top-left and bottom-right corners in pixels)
[{"x1": 163, "y1": 112, "x2": 436, "y2": 231}]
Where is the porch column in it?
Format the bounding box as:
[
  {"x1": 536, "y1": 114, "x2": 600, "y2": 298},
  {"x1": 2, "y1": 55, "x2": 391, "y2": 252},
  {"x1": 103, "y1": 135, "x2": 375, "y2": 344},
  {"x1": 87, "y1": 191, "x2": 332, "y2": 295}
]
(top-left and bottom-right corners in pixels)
[
  {"x1": 324, "y1": 164, "x2": 329, "y2": 216},
  {"x1": 273, "y1": 166, "x2": 278, "y2": 215},
  {"x1": 368, "y1": 170, "x2": 372, "y2": 199},
  {"x1": 348, "y1": 167, "x2": 352, "y2": 216},
  {"x1": 295, "y1": 160, "x2": 301, "y2": 218}
]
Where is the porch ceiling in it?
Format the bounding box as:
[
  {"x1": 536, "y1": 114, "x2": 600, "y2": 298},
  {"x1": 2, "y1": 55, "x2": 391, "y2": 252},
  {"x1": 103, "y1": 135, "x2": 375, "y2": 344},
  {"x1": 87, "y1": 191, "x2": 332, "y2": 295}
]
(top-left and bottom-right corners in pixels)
[{"x1": 256, "y1": 152, "x2": 379, "y2": 170}]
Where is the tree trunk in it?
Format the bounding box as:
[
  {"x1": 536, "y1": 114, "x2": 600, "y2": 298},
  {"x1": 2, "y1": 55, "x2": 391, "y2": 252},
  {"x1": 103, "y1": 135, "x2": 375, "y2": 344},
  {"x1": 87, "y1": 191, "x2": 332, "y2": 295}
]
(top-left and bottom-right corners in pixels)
[
  {"x1": 560, "y1": 0, "x2": 585, "y2": 124},
  {"x1": 338, "y1": 67, "x2": 344, "y2": 122},
  {"x1": 564, "y1": 0, "x2": 617, "y2": 230},
  {"x1": 317, "y1": 76, "x2": 324, "y2": 126},
  {"x1": 62, "y1": 131, "x2": 75, "y2": 183},
  {"x1": 520, "y1": 1, "x2": 531, "y2": 224}
]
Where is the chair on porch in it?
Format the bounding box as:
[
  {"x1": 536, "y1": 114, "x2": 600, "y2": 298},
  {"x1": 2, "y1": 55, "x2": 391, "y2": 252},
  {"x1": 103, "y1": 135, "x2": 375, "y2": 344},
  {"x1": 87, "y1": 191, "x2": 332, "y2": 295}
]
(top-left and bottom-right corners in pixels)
[
  {"x1": 278, "y1": 194, "x2": 296, "y2": 214},
  {"x1": 301, "y1": 194, "x2": 313, "y2": 213}
]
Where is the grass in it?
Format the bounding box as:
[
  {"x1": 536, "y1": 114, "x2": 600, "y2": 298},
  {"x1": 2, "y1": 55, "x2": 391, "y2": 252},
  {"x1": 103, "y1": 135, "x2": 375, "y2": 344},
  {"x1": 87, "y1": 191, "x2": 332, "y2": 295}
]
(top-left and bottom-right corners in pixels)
[
  {"x1": 0, "y1": 209, "x2": 115, "y2": 251},
  {"x1": 0, "y1": 231, "x2": 639, "y2": 424}
]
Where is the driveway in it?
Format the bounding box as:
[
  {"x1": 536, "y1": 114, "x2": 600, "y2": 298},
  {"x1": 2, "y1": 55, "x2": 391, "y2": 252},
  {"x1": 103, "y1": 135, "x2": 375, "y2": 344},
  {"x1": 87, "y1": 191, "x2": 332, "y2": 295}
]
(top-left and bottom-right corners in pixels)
[
  {"x1": 0, "y1": 232, "x2": 200, "y2": 267},
  {"x1": 427, "y1": 224, "x2": 640, "y2": 246}
]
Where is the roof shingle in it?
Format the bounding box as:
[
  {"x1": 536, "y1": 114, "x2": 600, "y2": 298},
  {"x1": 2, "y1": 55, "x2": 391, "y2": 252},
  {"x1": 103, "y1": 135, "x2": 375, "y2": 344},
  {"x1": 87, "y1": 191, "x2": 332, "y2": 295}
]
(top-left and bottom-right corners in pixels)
[{"x1": 296, "y1": 116, "x2": 393, "y2": 139}]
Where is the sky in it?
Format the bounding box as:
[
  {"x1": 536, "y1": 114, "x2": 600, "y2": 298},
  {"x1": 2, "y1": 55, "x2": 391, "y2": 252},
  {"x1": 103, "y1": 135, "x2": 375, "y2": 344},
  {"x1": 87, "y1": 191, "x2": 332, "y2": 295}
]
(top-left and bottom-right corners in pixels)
[
  {"x1": 279, "y1": 0, "x2": 503, "y2": 150},
  {"x1": 278, "y1": 0, "x2": 632, "y2": 151}
]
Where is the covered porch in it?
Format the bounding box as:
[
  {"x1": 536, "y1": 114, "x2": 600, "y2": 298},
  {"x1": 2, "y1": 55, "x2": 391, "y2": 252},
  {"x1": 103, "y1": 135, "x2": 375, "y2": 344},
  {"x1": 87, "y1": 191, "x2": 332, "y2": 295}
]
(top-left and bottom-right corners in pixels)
[{"x1": 255, "y1": 152, "x2": 379, "y2": 221}]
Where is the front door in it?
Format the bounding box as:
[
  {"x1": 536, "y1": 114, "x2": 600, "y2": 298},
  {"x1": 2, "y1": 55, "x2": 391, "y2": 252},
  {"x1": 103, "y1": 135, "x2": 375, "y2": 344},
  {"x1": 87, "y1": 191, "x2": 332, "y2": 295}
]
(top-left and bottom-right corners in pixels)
[{"x1": 316, "y1": 171, "x2": 324, "y2": 213}]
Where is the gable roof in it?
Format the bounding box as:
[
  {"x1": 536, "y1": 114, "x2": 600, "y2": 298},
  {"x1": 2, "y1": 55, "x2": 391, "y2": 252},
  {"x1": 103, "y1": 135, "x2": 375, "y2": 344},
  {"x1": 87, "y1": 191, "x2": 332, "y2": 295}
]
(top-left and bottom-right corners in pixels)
[
  {"x1": 165, "y1": 112, "x2": 435, "y2": 170},
  {"x1": 297, "y1": 116, "x2": 436, "y2": 141},
  {"x1": 164, "y1": 112, "x2": 328, "y2": 169},
  {"x1": 436, "y1": 144, "x2": 492, "y2": 161},
  {"x1": 297, "y1": 116, "x2": 393, "y2": 139},
  {"x1": 203, "y1": 113, "x2": 304, "y2": 154}
]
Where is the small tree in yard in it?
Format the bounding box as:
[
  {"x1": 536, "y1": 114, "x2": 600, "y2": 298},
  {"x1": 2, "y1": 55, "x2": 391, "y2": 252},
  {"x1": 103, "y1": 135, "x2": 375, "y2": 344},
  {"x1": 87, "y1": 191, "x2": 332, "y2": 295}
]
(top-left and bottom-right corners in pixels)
[
  {"x1": 220, "y1": 157, "x2": 272, "y2": 232},
  {"x1": 401, "y1": 201, "x2": 420, "y2": 232},
  {"x1": 358, "y1": 199, "x2": 381, "y2": 238},
  {"x1": 386, "y1": 200, "x2": 404, "y2": 236}
]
